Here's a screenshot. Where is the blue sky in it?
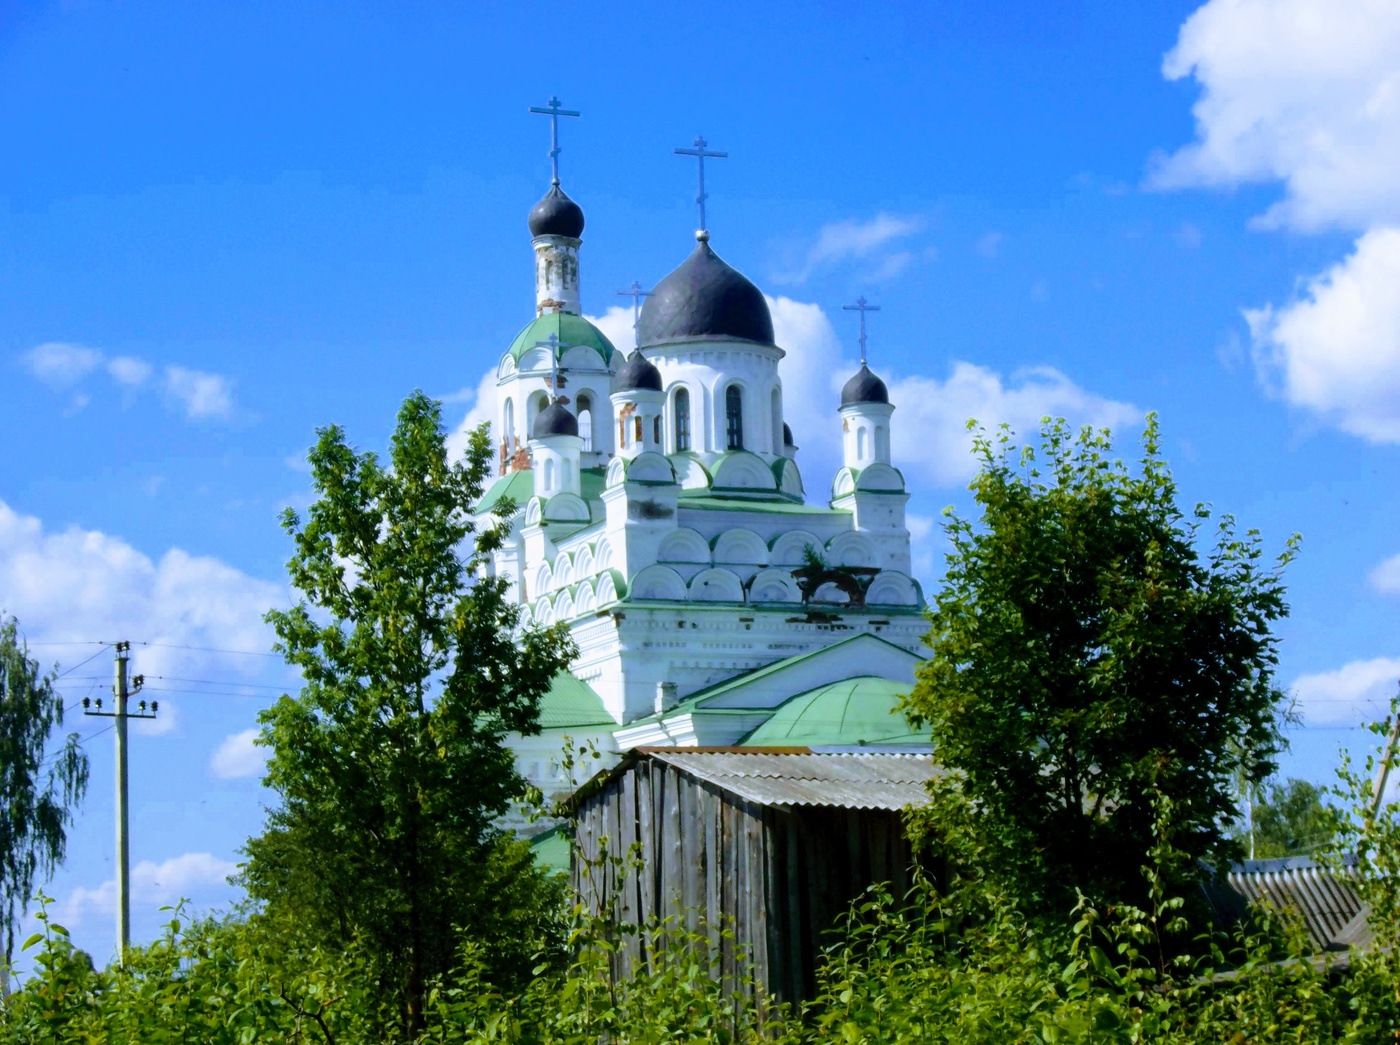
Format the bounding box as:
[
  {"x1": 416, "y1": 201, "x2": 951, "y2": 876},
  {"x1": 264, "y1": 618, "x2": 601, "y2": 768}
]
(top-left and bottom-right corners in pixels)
[{"x1": 2, "y1": 0, "x2": 1398, "y2": 967}]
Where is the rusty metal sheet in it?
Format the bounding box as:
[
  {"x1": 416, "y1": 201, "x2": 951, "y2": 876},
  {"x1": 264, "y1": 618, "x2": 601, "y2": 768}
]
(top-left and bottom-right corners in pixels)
[{"x1": 646, "y1": 751, "x2": 940, "y2": 810}]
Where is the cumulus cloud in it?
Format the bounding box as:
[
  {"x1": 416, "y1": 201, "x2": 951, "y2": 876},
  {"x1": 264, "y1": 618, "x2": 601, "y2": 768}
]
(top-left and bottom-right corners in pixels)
[
  {"x1": 164, "y1": 366, "x2": 234, "y2": 420},
  {"x1": 1245, "y1": 227, "x2": 1400, "y2": 443},
  {"x1": 0, "y1": 500, "x2": 289, "y2": 694},
  {"x1": 56, "y1": 852, "x2": 238, "y2": 929},
  {"x1": 443, "y1": 368, "x2": 501, "y2": 470},
  {"x1": 19, "y1": 343, "x2": 237, "y2": 421},
  {"x1": 766, "y1": 295, "x2": 847, "y2": 473},
  {"x1": 1370, "y1": 553, "x2": 1400, "y2": 595},
  {"x1": 774, "y1": 213, "x2": 924, "y2": 284},
  {"x1": 1291, "y1": 656, "x2": 1400, "y2": 726},
  {"x1": 585, "y1": 304, "x2": 638, "y2": 355},
  {"x1": 210, "y1": 728, "x2": 267, "y2": 779},
  {"x1": 906, "y1": 513, "x2": 938, "y2": 583},
  {"x1": 1155, "y1": 0, "x2": 1400, "y2": 232},
  {"x1": 22, "y1": 343, "x2": 104, "y2": 386}
]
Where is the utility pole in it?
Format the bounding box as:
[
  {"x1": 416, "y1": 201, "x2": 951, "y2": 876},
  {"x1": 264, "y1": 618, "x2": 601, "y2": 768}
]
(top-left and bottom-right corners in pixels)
[
  {"x1": 82, "y1": 641, "x2": 156, "y2": 963},
  {"x1": 1367, "y1": 684, "x2": 1400, "y2": 822}
]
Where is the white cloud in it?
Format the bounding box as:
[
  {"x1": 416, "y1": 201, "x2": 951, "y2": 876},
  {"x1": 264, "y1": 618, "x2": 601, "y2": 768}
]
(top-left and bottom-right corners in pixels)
[
  {"x1": 906, "y1": 513, "x2": 938, "y2": 583},
  {"x1": 1370, "y1": 553, "x2": 1400, "y2": 595},
  {"x1": 210, "y1": 728, "x2": 266, "y2": 779},
  {"x1": 22, "y1": 343, "x2": 103, "y2": 386},
  {"x1": 164, "y1": 366, "x2": 234, "y2": 420},
  {"x1": 107, "y1": 356, "x2": 153, "y2": 387},
  {"x1": 766, "y1": 295, "x2": 847, "y2": 474},
  {"x1": 56, "y1": 852, "x2": 238, "y2": 929},
  {"x1": 887, "y1": 364, "x2": 1142, "y2": 487},
  {"x1": 1291, "y1": 656, "x2": 1400, "y2": 726},
  {"x1": 775, "y1": 213, "x2": 924, "y2": 284},
  {"x1": 585, "y1": 304, "x2": 638, "y2": 355},
  {"x1": 1155, "y1": 0, "x2": 1400, "y2": 232},
  {"x1": 0, "y1": 499, "x2": 289, "y2": 692},
  {"x1": 444, "y1": 368, "x2": 501, "y2": 470},
  {"x1": 1246, "y1": 227, "x2": 1400, "y2": 443}
]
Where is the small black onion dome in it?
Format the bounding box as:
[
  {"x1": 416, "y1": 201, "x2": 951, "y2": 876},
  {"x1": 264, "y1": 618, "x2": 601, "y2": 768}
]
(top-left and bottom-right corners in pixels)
[
  {"x1": 615, "y1": 351, "x2": 662, "y2": 392},
  {"x1": 783, "y1": 422, "x2": 794, "y2": 446},
  {"x1": 532, "y1": 400, "x2": 579, "y2": 439},
  {"x1": 637, "y1": 235, "x2": 774, "y2": 348},
  {"x1": 840, "y1": 365, "x2": 890, "y2": 406},
  {"x1": 528, "y1": 183, "x2": 585, "y2": 239}
]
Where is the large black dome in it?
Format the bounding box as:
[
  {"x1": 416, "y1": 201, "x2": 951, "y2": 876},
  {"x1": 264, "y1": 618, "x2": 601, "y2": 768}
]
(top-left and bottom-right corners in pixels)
[
  {"x1": 528, "y1": 183, "x2": 585, "y2": 239},
  {"x1": 840, "y1": 365, "x2": 889, "y2": 406},
  {"x1": 532, "y1": 401, "x2": 579, "y2": 439},
  {"x1": 615, "y1": 351, "x2": 663, "y2": 392},
  {"x1": 637, "y1": 236, "x2": 774, "y2": 348}
]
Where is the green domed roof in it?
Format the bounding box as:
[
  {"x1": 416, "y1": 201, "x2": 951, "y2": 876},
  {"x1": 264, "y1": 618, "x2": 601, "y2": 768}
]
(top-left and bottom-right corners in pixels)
[
  {"x1": 507, "y1": 312, "x2": 618, "y2": 365},
  {"x1": 740, "y1": 676, "x2": 929, "y2": 747}
]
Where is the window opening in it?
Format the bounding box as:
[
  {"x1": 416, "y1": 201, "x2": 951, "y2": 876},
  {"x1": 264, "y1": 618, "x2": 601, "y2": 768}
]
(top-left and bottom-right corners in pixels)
[{"x1": 725, "y1": 386, "x2": 744, "y2": 450}]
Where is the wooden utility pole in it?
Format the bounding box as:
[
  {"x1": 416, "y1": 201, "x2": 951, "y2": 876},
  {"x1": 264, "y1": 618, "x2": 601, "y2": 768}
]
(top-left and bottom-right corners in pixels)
[{"x1": 82, "y1": 642, "x2": 156, "y2": 963}]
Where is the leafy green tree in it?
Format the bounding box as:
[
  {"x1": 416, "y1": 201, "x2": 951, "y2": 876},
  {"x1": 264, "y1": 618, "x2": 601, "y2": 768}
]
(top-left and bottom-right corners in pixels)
[
  {"x1": 905, "y1": 416, "x2": 1298, "y2": 925},
  {"x1": 244, "y1": 392, "x2": 575, "y2": 1036},
  {"x1": 0, "y1": 616, "x2": 89, "y2": 978},
  {"x1": 1244, "y1": 778, "x2": 1335, "y2": 859}
]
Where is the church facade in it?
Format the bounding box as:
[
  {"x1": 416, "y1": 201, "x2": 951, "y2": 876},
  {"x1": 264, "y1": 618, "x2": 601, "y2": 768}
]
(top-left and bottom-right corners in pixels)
[{"x1": 474, "y1": 138, "x2": 931, "y2": 815}]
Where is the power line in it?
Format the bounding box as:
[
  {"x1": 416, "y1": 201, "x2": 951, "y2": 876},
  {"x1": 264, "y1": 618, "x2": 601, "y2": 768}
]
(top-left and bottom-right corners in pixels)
[
  {"x1": 54, "y1": 644, "x2": 113, "y2": 679},
  {"x1": 135, "y1": 641, "x2": 280, "y2": 658}
]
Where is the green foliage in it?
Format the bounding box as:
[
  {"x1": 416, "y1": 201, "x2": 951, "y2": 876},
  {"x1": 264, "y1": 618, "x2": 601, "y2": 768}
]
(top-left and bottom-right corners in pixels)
[
  {"x1": 904, "y1": 416, "x2": 1298, "y2": 925},
  {"x1": 245, "y1": 392, "x2": 575, "y2": 1036},
  {"x1": 1245, "y1": 777, "x2": 1337, "y2": 858},
  {"x1": 0, "y1": 616, "x2": 89, "y2": 968}
]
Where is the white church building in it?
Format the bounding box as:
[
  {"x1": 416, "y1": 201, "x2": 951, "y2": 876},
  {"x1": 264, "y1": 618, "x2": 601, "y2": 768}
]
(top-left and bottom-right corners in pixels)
[{"x1": 475, "y1": 118, "x2": 932, "y2": 821}]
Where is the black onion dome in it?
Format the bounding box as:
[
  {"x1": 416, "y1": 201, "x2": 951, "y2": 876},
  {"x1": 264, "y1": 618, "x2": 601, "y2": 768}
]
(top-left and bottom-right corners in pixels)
[
  {"x1": 840, "y1": 365, "x2": 890, "y2": 407},
  {"x1": 783, "y1": 423, "x2": 795, "y2": 446},
  {"x1": 528, "y1": 183, "x2": 585, "y2": 239},
  {"x1": 615, "y1": 351, "x2": 662, "y2": 392},
  {"x1": 637, "y1": 237, "x2": 774, "y2": 348},
  {"x1": 532, "y1": 400, "x2": 579, "y2": 439}
]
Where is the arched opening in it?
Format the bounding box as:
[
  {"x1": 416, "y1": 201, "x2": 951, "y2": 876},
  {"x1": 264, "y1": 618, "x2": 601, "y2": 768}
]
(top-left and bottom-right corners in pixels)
[
  {"x1": 527, "y1": 392, "x2": 549, "y2": 437},
  {"x1": 543, "y1": 458, "x2": 557, "y2": 491},
  {"x1": 576, "y1": 394, "x2": 593, "y2": 452},
  {"x1": 770, "y1": 388, "x2": 783, "y2": 454},
  {"x1": 875, "y1": 424, "x2": 889, "y2": 460},
  {"x1": 725, "y1": 385, "x2": 744, "y2": 451},
  {"x1": 502, "y1": 397, "x2": 515, "y2": 445},
  {"x1": 562, "y1": 458, "x2": 572, "y2": 487},
  {"x1": 857, "y1": 426, "x2": 869, "y2": 461},
  {"x1": 653, "y1": 416, "x2": 661, "y2": 444},
  {"x1": 674, "y1": 388, "x2": 691, "y2": 451}
]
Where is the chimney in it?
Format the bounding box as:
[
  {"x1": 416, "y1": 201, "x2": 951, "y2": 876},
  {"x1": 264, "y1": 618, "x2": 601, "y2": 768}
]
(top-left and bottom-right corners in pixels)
[{"x1": 655, "y1": 680, "x2": 678, "y2": 716}]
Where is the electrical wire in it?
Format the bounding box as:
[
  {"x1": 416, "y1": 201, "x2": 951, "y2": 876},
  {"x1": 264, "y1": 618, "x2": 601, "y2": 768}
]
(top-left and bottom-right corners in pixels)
[
  {"x1": 53, "y1": 644, "x2": 112, "y2": 679},
  {"x1": 135, "y1": 641, "x2": 280, "y2": 658}
]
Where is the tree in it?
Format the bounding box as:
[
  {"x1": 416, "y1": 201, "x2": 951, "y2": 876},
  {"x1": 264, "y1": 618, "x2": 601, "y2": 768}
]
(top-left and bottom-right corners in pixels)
[
  {"x1": 905, "y1": 416, "x2": 1298, "y2": 925},
  {"x1": 0, "y1": 616, "x2": 90, "y2": 975},
  {"x1": 1245, "y1": 778, "x2": 1335, "y2": 859},
  {"x1": 243, "y1": 392, "x2": 575, "y2": 1036}
]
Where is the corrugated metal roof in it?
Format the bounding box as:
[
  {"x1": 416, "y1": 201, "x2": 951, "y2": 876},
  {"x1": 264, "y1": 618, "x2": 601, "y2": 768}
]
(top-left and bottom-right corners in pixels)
[
  {"x1": 645, "y1": 749, "x2": 940, "y2": 810},
  {"x1": 1225, "y1": 857, "x2": 1363, "y2": 949}
]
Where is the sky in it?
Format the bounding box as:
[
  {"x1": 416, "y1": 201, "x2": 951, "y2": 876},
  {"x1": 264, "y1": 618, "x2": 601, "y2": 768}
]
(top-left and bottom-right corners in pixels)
[{"x1": 2, "y1": 0, "x2": 1398, "y2": 969}]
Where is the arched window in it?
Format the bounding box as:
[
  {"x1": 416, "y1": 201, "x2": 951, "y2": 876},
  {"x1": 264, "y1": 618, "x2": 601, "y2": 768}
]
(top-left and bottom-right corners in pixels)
[
  {"x1": 576, "y1": 394, "x2": 593, "y2": 453},
  {"x1": 653, "y1": 416, "x2": 661, "y2": 444},
  {"x1": 562, "y1": 458, "x2": 572, "y2": 487},
  {"x1": 502, "y1": 397, "x2": 515, "y2": 446},
  {"x1": 544, "y1": 458, "x2": 557, "y2": 491},
  {"x1": 875, "y1": 424, "x2": 889, "y2": 460},
  {"x1": 674, "y1": 388, "x2": 691, "y2": 451},
  {"x1": 725, "y1": 385, "x2": 744, "y2": 451}
]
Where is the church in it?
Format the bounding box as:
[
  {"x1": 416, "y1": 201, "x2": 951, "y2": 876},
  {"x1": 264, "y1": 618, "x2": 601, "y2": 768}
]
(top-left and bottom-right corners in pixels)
[{"x1": 474, "y1": 105, "x2": 932, "y2": 824}]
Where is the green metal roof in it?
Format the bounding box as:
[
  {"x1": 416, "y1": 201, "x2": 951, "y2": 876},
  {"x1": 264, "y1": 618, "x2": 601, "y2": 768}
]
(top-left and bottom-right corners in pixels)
[
  {"x1": 477, "y1": 469, "x2": 534, "y2": 516},
  {"x1": 506, "y1": 312, "x2": 618, "y2": 365},
  {"x1": 529, "y1": 825, "x2": 571, "y2": 875},
  {"x1": 537, "y1": 672, "x2": 614, "y2": 730},
  {"x1": 739, "y1": 676, "x2": 929, "y2": 747},
  {"x1": 676, "y1": 496, "x2": 846, "y2": 516}
]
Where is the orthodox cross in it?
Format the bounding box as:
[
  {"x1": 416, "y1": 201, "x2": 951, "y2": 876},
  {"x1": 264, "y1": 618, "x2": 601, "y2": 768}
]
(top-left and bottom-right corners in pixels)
[
  {"x1": 617, "y1": 281, "x2": 653, "y2": 339},
  {"x1": 843, "y1": 296, "x2": 881, "y2": 367},
  {"x1": 528, "y1": 96, "x2": 580, "y2": 186},
  {"x1": 673, "y1": 135, "x2": 727, "y2": 234},
  {"x1": 532, "y1": 334, "x2": 569, "y2": 396}
]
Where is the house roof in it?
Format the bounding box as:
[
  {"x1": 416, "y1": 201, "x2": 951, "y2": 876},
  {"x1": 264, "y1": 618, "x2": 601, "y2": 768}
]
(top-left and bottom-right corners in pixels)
[
  {"x1": 537, "y1": 672, "x2": 614, "y2": 730},
  {"x1": 568, "y1": 748, "x2": 940, "y2": 812},
  {"x1": 1202, "y1": 856, "x2": 1365, "y2": 951},
  {"x1": 528, "y1": 824, "x2": 572, "y2": 874},
  {"x1": 739, "y1": 676, "x2": 928, "y2": 747}
]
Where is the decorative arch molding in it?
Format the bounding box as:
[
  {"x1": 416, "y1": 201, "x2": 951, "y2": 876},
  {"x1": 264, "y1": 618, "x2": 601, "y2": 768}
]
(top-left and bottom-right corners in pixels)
[
  {"x1": 605, "y1": 457, "x2": 628, "y2": 488},
  {"x1": 562, "y1": 345, "x2": 609, "y2": 372},
  {"x1": 712, "y1": 451, "x2": 778, "y2": 492},
  {"x1": 533, "y1": 562, "x2": 553, "y2": 596},
  {"x1": 668, "y1": 454, "x2": 713, "y2": 492},
  {"x1": 554, "y1": 590, "x2": 576, "y2": 620},
  {"x1": 689, "y1": 567, "x2": 745, "y2": 603},
  {"x1": 656, "y1": 527, "x2": 711, "y2": 565},
  {"x1": 773, "y1": 457, "x2": 804, "y2": 497},
  {"x1": 551, "y1": 552, "x2": 574, "y2": 588},
  {"x1": 631, "y1": 565, "x2": 688, "y2": 602},
  {"x1": 865, "y1": 571, "x2": 920, "y2": 607},
  {"x1": 832, "y1": 467, "x2": 857, "y2": 499},
  {"x1": 517, "y1": 346, "x2": 554, "y2": 374},
  {"x1": 712, "y1": 528, "x2": 768, "y2": 566},
  {"x1": 574, "y1": 545, "x2": 596, "y2": 579},
  {"x1": 855, "y1": 463, "x2": 906, "y2": 493},
  {"x1": 811, "y1": 582, "x2": 851, "y2": 605},
  {"x1": 769, "y1": 530, "x2": 823, "y2": 566},
  {"x1": 543, "y1": 492, "x2": 589, "y2": 523},
  {"x1": 532, "y1": 596, "x2": 556, "y2": 625},
  {"x1": 497, "y1": 355, "x2": 518, "y2": 380},
  {"x1": 525, "y1": 497, "x2": 545, "y2": 527},
  {"x1": 594, "y1": 537, "x2": 615, "y2": 573},
  {"x1": 624, "y1": 452, "x2": 677, "y2": 485},
  {"x1": 826, "y1": 531, "x2": 878, "y2": 569},
  {"x1": 595, "y1": 569, "x2": 624, "y2": 605},
  {"x1": 747, "y1": 567, "x2": 802, "y2": 604},
  {"x1": 574, "y1": 581, "x2": 598, "y2": 616}
]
